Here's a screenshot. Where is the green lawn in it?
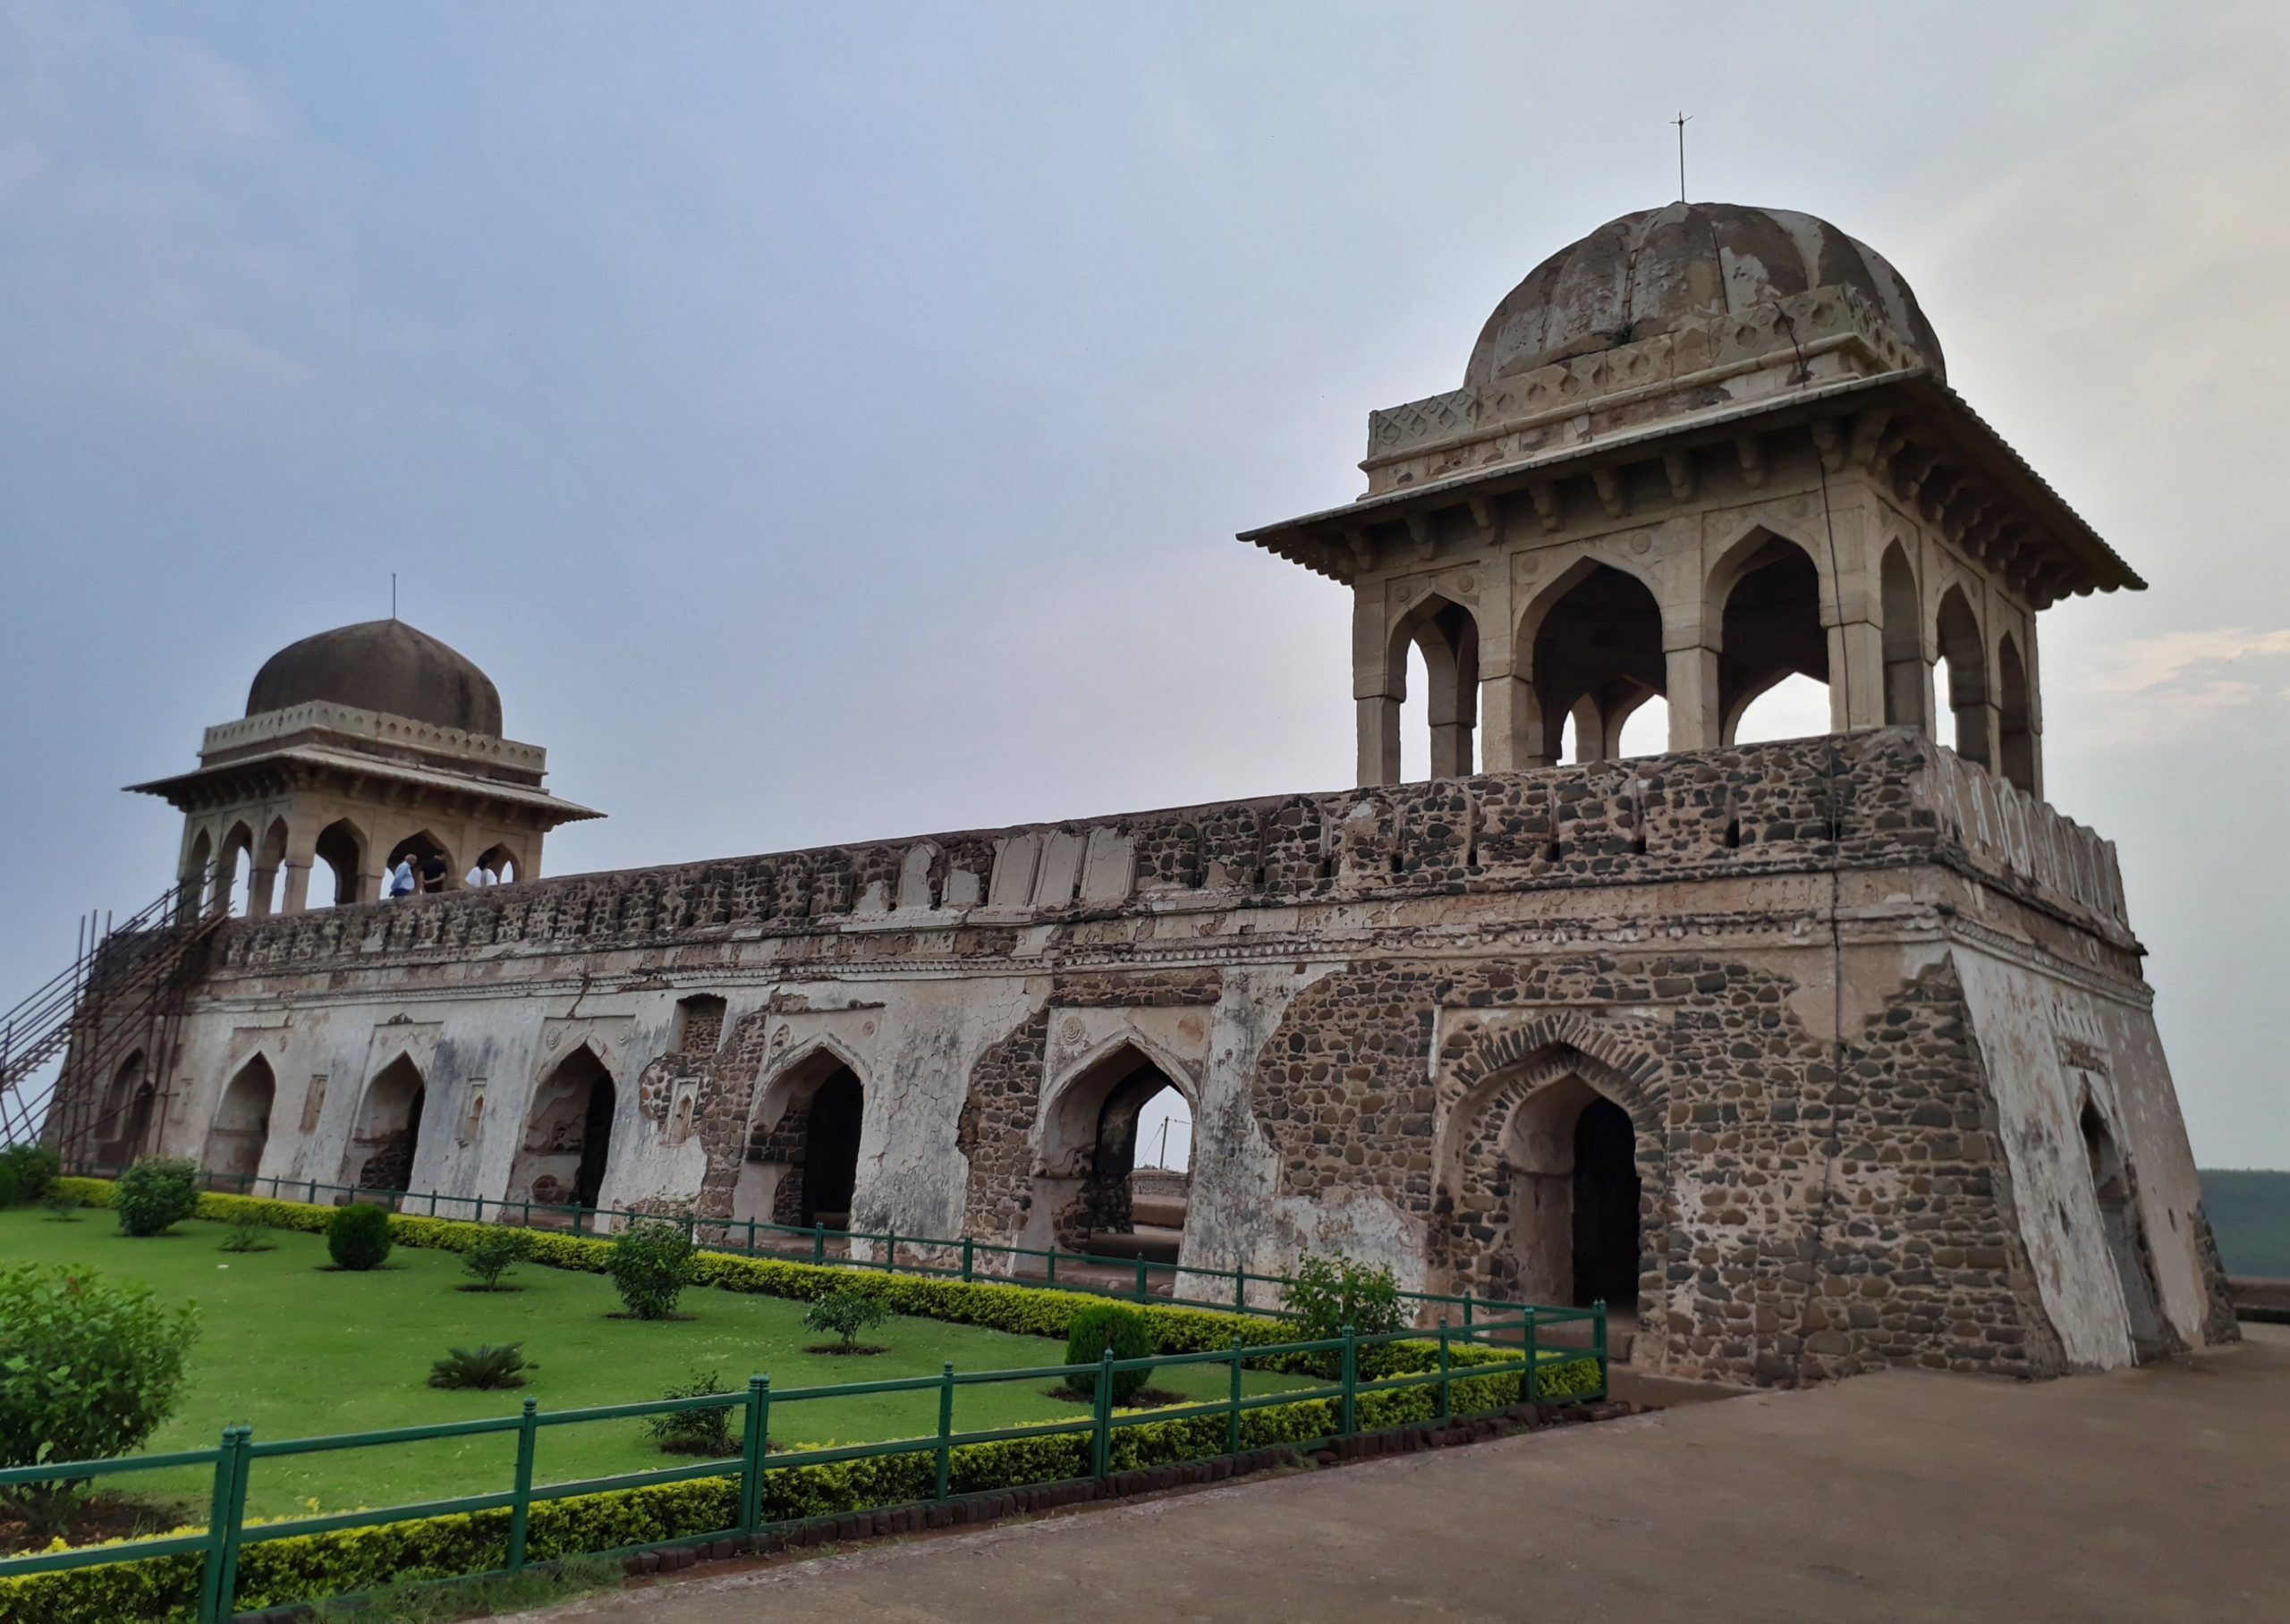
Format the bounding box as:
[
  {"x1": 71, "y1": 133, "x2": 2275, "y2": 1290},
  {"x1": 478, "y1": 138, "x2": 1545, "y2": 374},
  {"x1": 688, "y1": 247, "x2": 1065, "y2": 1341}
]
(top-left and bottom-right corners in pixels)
[{"x1": 3, "y1": 1209, "x2": 1308, "y2": 1523}]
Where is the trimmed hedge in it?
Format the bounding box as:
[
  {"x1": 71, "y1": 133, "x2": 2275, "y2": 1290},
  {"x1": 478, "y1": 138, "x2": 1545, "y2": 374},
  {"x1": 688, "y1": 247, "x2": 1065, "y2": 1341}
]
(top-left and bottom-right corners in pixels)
[{"x1": 0, "y1": 1181, "x2": 1602, "y2": 1623}]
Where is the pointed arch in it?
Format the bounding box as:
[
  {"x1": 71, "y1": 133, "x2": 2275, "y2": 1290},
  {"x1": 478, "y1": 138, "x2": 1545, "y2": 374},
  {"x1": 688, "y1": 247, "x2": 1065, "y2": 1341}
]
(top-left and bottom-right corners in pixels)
[
  {"x1": 180, "y1": 829, "x2": 214, "y2": 919},
  {"x1": 341, "y1": 1053, "x2": 428, "y2": 1192},
  {"x1": 312, "y1": 819, "x2": 364, "y2": 909},
  {"x1": 1879, "y1": 540, "x2": 1927, "y2": 729},
  {"x1": 1386, "y1": 590, "x2": 1480, "y2": 780},
  {"x1": 1517, "y1": 555, "x2": 1666, "y2": 765},
  {"x1": 216, "y1": 820, "x2": 256, "y2": 916},
  {"x1": 386, "y1": 830, "x2": 454, "y2": 894},
  {"x1": 1997, "y1": 630, "x2": 2037, "y2": 794},
  {"x1": 2079, "y1": 1098, "x2": 2170, "y2": 1363},
  {"x1": 1934, "y1": 585, "x2": 1992, "y2": 766},
  {"x1": 511, "y1": 1042, "x2": 618, "y2": 1213},
  {"x1": 204, "y1": 1054, "x2": 276, "y2": 1182},
  {"x1": 1033, "y1": 1035, "x2": 1198, "y2": 1255},
  {"x1": 252, "y1": 817, "x2": 290, "y2": 918},
  {"x1": 95, "y1": 1048, "x2": 154, "y2": 1168},
  {"x1": 1712, "y1": 530, "x2": 1829, "y2": 744},
  {"x1": 736, "y1": 1036, "x2": 871, "y2": 1229}
]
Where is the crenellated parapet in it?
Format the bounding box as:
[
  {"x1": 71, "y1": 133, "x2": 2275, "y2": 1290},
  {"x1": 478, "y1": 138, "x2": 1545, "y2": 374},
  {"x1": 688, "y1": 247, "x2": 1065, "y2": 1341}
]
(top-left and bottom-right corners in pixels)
[{"x1": 206, "y1": 731, "x2": 2131, "y2": 975}]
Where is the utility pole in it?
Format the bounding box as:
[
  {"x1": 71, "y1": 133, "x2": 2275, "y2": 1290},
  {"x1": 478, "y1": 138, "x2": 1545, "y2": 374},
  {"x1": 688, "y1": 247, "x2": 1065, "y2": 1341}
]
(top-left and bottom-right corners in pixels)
[{"x1": 1671, "y1": 111, "x2": 1692, "y2": 202}]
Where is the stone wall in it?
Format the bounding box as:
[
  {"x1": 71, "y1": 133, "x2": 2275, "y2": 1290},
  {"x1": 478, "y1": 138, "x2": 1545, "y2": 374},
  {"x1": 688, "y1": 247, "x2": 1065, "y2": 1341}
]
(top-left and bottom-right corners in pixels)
[{"x1": 83, "y1": 731, "x2": 2230, "y2": 1387}]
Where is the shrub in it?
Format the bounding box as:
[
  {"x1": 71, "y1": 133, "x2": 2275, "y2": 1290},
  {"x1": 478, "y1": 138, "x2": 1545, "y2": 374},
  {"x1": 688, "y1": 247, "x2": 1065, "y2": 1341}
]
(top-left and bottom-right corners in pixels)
[
  {"x1": 1285, "y1": 1252, "x2": 1406, "y2": 1341},
  {"x1": 606, "y1": 1221, "x2": 695, "y2": 1320},
  {"x1": 219, "y1": 1210, "x2": 274, "y2": 1252},
  {"x1": 642, "y1": 1370, "x2": 739, "y2": 1457},
  {"x1": 327, "y1": 1203, "x2": 395, "y2": 1271},
  {"x1": 802, "y1": 1287, "x2": 889, "y2": 1352},
  {"x1": 0, "y1": 1264, "x2": 199, "y2": 1538},
  {"x1": 427, "y1": 1344, "x2": 530, "y2": 1391},
  {"x1": 41, "y1": 1188, "x2": 83, "y2": 1222},
  {"x1": 461, "y1": 1227, "x2": 531, "y2": 1290},
  {"x1": 0, "y1": 1143, "x2": 61, "y2": 1206},
  {"x1": 1064, "y1": 1303, "x2": 1155, "y2": 1402},
  {"x1": 113, "y1": 1158, "x2": 201, "y2": 1237}
]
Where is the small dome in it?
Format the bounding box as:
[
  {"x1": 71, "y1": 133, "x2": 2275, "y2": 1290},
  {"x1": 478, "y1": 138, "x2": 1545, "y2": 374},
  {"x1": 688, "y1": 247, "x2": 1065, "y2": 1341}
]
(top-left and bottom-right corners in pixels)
[
  {"x1": 246, "y1": 620, "x2": 504, "y2": 736},
  {"x1": 1465, "y1": 202, "x2": 1943, "y2": 387}
]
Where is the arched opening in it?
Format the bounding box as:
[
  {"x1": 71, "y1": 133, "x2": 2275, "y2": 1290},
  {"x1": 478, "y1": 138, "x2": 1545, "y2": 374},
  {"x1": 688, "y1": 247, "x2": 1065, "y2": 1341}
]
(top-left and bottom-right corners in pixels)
[
  {"x1": 1034, "y1": 1044, "x2": 1191, "y2": 1280},
  {"x1": 1387, "y1": 595, "x2": 1480, "y2": 781},
  {"x1": 1718, "y1": 537, "x2": 1829, "y2": 744},
  {"x1": 386, "y1": 830, "x2": 454, "y2": 895},
  {"x1": 1997, "y1": 631, "x2": 2036, "y2": 794},
  {"x1": 217, "y1": 822, "x2": 255, "y2": 916},
  {"x1": 253, "y1": 818, "x2": 289, "y2": 917},
  {"x1": 511, "y1": 1045, "x2": 618, "y2": 1214},
  {"x1": 1729, "y1": 672, "x2": 1834, "y2": 746},
  {"x1": 311, "y1": 820, "x2": 363, "y2": 909},
  {"x1": 1614, "y1": 693, "x2": 1669, "y2": 759},
  {"x1": 1879, "y1": 542, "x2": 1926, "y2": 729},
  {"x1": 1571, "y1": 1098, "x2": 1641, "y2": 1308},
  {"x1": 469, "y1": 842, "x2": 520, "y2": 888},
  {"x1": 94, "y1": 1049, "x2": 152, "y2": 1169},
  {"x1": 341, "y1": 1055, "x2": 427, "y2": 1192},
  {"x1": 736, "y1": 1048, "x2": 868, "y2": 1232},
  {"x1": 203, "y1": 1055, "x2": 276, "y2": 1183},
  {"x1": 180, "y1": 830, "x2": 214, "y2": 919},
  {"x1": 1934, "y1": 587, "x2": 1991, "y2": 766},
  {"x1": 1525, "y1": 562, "x2": 1665, "y2": 765},
  {"x1": 2081, "y1": 1103, "x2": 2170, "y2": 1364}
]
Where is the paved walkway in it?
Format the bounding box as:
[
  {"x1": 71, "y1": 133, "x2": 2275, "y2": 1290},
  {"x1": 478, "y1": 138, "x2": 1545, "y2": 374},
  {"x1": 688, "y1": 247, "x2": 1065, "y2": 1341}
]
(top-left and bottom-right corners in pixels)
[{"x1": 525, "y1": 1325, "x2": 2288, "y2": 1622}]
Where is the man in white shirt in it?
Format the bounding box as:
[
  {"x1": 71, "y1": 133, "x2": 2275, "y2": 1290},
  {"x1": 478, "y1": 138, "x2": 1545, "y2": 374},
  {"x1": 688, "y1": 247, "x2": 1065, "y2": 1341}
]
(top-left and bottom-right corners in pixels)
[{"x1": 387, "y1": 857, "x2": 417, "y2": 898}]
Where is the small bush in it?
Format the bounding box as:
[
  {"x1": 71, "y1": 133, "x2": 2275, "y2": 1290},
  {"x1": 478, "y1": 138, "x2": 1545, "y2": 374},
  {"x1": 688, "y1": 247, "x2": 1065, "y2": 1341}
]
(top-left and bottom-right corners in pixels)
[
  {"x1": 327, "y1": 1203, "x2": 394, "y2": 1271},
  {"x1": 606, "y1": 1221, "x2": 695, "y2": 1320},
  {"x1": 461, "y1": 1227, "x2": 530, "y2": 1291},
  {"x1": 0, "y1": 1264, "x2": 199, "y2": 1537},
  {"x1": 41, "y1": 1189, "x2": 83, "y2": 1222},
  {"x1": 219, "y1": 1211, "x2": 274, "y2": 1253},
  {"x1": 642, "y1": 1370, "x2": 739, "y2": 1457},
  {"x1": 1285, "y1": 1252, "x2": 1408, "y2": 1376},
  {"x1": 113, "y1": 1158, "x2": 201, "y2": 1237},
  {"x1": 0, "y1": 1143, "x2": 61, "y2": 1206},
  {"x1": 1064, "y1": 1303, "x2": 1156, "y2": 1402},
  {"x1": 427, "y1": 1344, "x2": 530, "y2": 1391},
  {"x1": 803, "y1": 1287, "x2": 889, "y2": 1353}
]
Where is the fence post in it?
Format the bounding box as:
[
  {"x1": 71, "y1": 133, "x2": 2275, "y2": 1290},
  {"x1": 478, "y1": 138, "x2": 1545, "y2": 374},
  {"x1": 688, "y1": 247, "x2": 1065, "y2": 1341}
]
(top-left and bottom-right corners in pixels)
[
  {"x1": 196, "y1": 1426, "x2": 239, "y2": 1624},
  {"x1": 683, "y1": 1212, "x2": 696, "y2": 1248},
  {"x1": 1463, "y1": 1290, "x2": 1473, "y2": 1334},
  {"x1": 935, "y1": 1361, "x2": 956, "y2": 1501},
  {"x1": 475, "y1": 1196, "x2": 487, "y2": 1223},
  {"x1": 1226, "y1": 1337, "x2": 1243, "y2": 1457},
  {"x1": 1437, "y1": 1317, "x2": 1452, "y2": 1422},
  {"x1": 199, "y1": 1425, "x2": 253, "y2": 1624},
  {"x1": 812, "y1": 1223, "x2": 825, "y2": 1265},
  {"x1": 507, "y1": 1397, "x2": 539, "y2": 1569},
  {"x1": 1525, "y1": 1309, "x2": 1539, "y2": 1404},
  {"x1": 306, "y1": 1179, "x2": 318, "y2": 1204},
  {"x1": 746, "y1": 1220, "x2": 758, "y2": 1258},
  {"x1": 1234, "y1": 1268, "x2": 1247, "y2": 1315},
  {"x1": 1046, "y1": 1250, "x2": 1057, "y2": 1288},
  {"x1": 740, "y1": 1375, "x2": 771, "y2": 1535},
  {"x1": 1091, "y1": 1349, "x2": 1115, "y2": 1480},
  {"x1": 961, "y1": 1237, "x2": 975, "y2": 1282},
  {"x1": 1134, "y1": 1256, "x2": 1149, "y2": 1304},
  {"x1": 886, "y1": 1231, "x2": 898, "y2": 1273},
  {"x1": 1339, "y1": 1325, "x2": 1358, "y2": 1437}
]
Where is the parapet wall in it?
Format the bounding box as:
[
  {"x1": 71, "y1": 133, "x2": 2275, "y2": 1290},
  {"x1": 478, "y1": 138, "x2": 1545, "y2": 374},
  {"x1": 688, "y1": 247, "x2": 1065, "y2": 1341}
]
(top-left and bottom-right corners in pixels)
[{"x1": 208, "y1": 729, "x2": 2130, "y2": 977}]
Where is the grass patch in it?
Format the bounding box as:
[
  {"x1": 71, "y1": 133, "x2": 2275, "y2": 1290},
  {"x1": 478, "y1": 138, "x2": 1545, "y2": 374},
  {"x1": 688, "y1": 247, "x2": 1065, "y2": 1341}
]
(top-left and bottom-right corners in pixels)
[{"x1": 0, "y1": 1207, "x2": 1310, "y2": 1524}]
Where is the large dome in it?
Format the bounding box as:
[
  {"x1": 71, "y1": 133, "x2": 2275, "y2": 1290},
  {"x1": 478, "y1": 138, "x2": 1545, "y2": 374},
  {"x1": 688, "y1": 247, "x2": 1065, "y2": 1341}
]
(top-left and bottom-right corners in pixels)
[
  {"x1": 245, "y1": 620, "x2": 504, "y2": 737},
  {"x1": 1465, "y1": 202, "x2": 1943, "y2": 387}
]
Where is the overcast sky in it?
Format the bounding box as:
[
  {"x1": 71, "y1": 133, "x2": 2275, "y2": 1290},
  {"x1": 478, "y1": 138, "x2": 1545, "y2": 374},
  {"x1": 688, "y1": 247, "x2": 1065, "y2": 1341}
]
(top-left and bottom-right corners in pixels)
[{"x1": 2, "y1": 1, "x2": 2283, "y2": 1168}]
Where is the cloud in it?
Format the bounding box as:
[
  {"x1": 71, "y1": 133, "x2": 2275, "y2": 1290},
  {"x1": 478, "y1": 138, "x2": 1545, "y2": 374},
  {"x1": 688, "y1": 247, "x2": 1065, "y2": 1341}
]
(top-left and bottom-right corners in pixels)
[{"x1": 2053, "y1": 627, "x2": 2290, "y2": 749}]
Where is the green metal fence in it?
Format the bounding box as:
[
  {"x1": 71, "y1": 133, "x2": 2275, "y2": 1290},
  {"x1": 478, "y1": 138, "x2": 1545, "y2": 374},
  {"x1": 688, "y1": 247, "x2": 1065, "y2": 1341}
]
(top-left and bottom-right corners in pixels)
[
  {"x1": 0, "y1": 1315, "x2": 1603, "y2": 1622},
  {"x1": 81, "y1": 1164, "x2": 1550, "y2": 1330}
]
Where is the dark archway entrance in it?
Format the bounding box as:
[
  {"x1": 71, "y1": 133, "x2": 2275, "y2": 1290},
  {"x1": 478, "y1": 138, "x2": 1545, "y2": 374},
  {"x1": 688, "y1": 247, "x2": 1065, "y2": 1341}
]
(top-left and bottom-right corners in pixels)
[
  {"x1": 512, "y1": 1045, "x2": 617, "y2": 1214},
  {"x1": 1570, "y1": 1097, "x2": 1641, "y2": 1308},
  {"x1": 2082, "y1": 1103, "x2": 2170, "y2": 1364},
  {"x1": 343, "y1": 1056, "x2": 427, "y2": 1192},
  {"x1": 204, "y1": 1055, "x2": 276, "y2": 1183},
  {"x1": 798, "y1": 1070, "x2": 863, "y2": 1228}
]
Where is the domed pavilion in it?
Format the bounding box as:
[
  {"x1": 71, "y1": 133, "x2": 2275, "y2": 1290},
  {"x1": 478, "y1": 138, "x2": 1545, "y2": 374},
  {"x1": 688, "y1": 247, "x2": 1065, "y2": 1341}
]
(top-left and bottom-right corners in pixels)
[
  {"x1": 1242, "y1": 200, "x2": 2144, "y2": 793},
  {"x1": 131, "y1": 619, "x2": 599, "y2": 915}
]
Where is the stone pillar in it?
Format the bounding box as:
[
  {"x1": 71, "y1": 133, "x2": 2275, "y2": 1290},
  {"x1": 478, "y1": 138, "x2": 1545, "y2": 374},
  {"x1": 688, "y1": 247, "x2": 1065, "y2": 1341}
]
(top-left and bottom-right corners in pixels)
[
  {"x1": 1953, "y1": 696, "x2": 2001, "y2": 770},
  {"x1": 278, "y1": 821, "x2": 317, "y2": 915},
  {"x1": 1479, "y1": 673, "x2": 1531, "y2": 771},
  {"x1": 1355, "y1": 695, "x2": 1400, "y2": 787},
  {"x1": 1664, "y1": 643, "x2": 1721, "y2": 751},
  {"x1": 1827, "y1": 621, "x2": 1887, "y2": 732}
]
